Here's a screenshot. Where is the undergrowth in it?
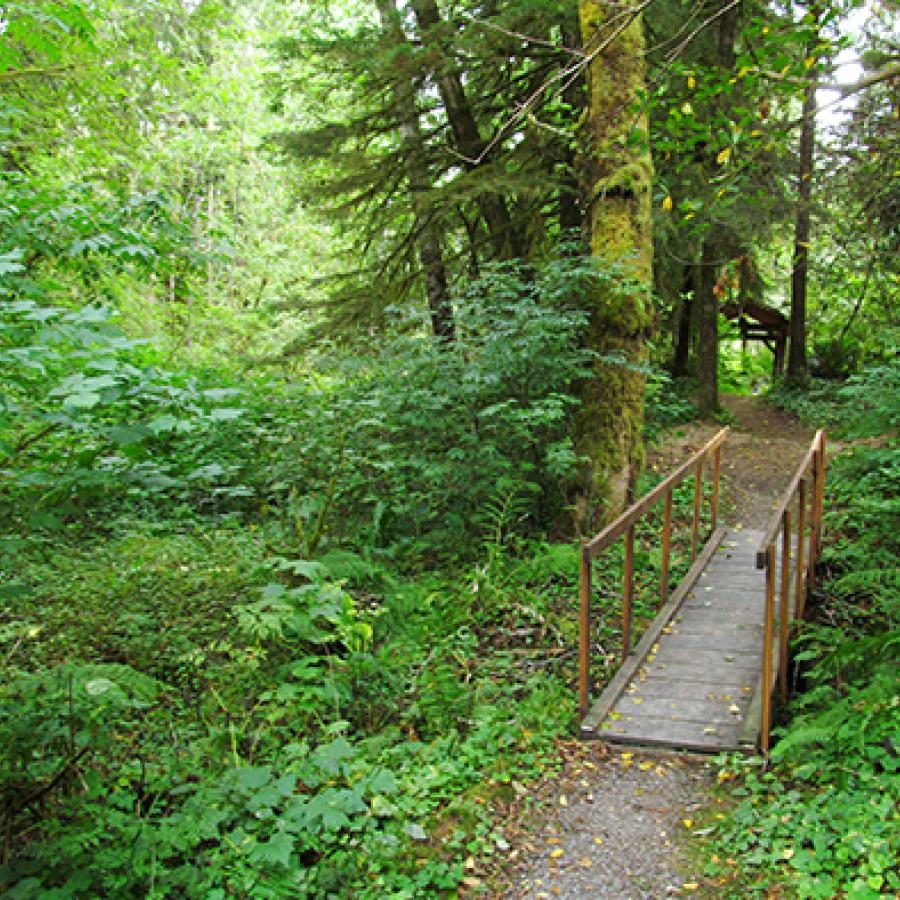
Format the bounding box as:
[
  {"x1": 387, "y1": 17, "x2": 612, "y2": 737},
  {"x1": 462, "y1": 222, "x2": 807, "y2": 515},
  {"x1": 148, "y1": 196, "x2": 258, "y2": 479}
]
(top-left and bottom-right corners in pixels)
[{"x1": 702, "y1": 361, "x2": 899, "y2": 899}]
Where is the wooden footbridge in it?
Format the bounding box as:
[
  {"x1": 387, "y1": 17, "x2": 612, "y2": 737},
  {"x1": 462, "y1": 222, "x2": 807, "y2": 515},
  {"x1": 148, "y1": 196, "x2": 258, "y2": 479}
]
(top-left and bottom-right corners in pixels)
[{"x1": 578, "y1": 428, "x2": 826, "y2": 754}]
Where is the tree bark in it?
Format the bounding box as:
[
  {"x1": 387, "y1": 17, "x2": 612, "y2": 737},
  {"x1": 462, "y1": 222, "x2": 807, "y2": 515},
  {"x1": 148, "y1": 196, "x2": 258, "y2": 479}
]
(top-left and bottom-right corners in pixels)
[
  {"x1": 559, "y1": 20, "x2": 584, "y2": 241},
  {"x1": 788, "y1": 64, "x2": 817, "y2": 383},
  {"x1": 377, "y1": 0, "x2": 454, "y2": 341},
  {"x1": 695, "y1": 0, "x2": 739, "y2": 413},
  {"x1": 696, "y1": 238, "x2": 719, "y2": 414},
  {"x1": 672, "y1": 264, "x2": 695, "y2": 377},
  {"x1": 575, "y1": 0, "x2": 654, "y2": 528}
]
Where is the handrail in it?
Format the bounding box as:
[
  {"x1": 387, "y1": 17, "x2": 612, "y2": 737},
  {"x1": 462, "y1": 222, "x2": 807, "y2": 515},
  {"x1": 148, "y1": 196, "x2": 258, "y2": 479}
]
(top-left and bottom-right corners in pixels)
[
  {"x1": 579, "y1": 428, "x2": 728, "y2": 718},
  {"x1": 755, "y1": 430, "x2": 826, "y2": 755}
]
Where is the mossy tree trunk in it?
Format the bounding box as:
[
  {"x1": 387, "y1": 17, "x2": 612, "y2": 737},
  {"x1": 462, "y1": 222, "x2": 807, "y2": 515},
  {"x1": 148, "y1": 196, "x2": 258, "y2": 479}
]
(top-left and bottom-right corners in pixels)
[{"x1": 575, "y1": 0, "x2": 654, "y2": 529}]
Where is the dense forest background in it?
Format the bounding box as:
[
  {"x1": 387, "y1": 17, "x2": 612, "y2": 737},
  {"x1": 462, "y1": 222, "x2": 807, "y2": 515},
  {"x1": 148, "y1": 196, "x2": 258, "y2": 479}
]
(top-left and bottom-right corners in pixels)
[{"x1": 0, "y1": 0, "x2": 897, "y2": 896}]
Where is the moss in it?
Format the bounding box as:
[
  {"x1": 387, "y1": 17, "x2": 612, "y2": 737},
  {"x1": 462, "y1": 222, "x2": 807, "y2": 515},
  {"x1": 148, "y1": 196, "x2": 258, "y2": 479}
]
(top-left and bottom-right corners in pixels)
[{"x1": 574, "y1": 0, "x2": 654, "y2": 527}]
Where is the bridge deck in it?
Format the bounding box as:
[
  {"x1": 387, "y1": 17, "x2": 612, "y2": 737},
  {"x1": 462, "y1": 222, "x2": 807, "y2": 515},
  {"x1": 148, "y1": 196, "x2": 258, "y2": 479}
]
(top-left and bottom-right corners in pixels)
[{"x1": 581, "y1": 529, "x2": 777, "y2": 752}]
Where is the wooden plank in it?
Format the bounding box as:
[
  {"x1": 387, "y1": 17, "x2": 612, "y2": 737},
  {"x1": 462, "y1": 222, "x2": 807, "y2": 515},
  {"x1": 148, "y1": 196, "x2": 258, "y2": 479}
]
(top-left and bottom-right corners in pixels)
[
  {"x1": 614, "y1": 696, "x2": 749, "y2": 724},
  {"x1": 622, "y1": 679, "x2": 754, "y2": 702},
  {"x1": 650, "y1": 631, "x2": 761, "y2": 651},
  {"x1": 598, "y1": 716, "x2": 742, "y2": 752}
]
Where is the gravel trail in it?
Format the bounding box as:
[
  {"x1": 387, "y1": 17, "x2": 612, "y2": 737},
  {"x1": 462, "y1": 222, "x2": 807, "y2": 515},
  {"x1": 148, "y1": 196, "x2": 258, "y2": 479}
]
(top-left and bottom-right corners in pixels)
[{"x1": 498, "y1": 745, "x2": 712, "y2": 899}]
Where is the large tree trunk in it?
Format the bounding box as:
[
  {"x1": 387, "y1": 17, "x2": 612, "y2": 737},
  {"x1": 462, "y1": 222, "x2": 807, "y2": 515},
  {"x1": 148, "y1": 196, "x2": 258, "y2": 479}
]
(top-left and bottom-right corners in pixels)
[
  {"x1": 696, "y1": 237, "x2": 720, "y2": 415},
  {"x1": 410, "y1": 0, "x2": 522, "y2": 260},
  {"x1": 788, "y1": 63, "x2": 817, "y2": 383},
  {"x1": 575, "y1": 0, "x2": 653, "y2": 528},
  {"x1": 559, "y1": 20, "x2": 584, "y2": 240},
  {"x1": 695, "y1": 0, "x2": 740, "y2": 414},
  {"x1": 376, "y1": 0, "x2": 454, "y2": 341},
  {"x1": 672, "y1": 264, "x2": 695, "y2": 377}
]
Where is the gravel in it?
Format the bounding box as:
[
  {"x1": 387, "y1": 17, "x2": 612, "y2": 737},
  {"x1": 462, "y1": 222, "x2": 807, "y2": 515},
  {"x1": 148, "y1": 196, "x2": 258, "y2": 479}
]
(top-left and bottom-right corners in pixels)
[{"x1": 500, "y1": 746, "x2": 713, "y2": 899}]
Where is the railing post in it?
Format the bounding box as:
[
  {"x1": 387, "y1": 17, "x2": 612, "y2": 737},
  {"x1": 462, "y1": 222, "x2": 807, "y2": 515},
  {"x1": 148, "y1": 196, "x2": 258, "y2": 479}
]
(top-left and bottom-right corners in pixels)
[
  {"x1": 808, "y1": 455, "x2": 819, "y2": 593},
  {"x1": 622, "y1": 525, "x2": 635, "y2": 662},
  {"x1": 660, "y1": 488, "x2": 673, "y2": 605},
  {"x1": 795, "y1": 478, "x2": 807, "y2": 620},
  {"x1": 816, "y1": 433, "x2": 827, "y2": 558},
  {"x1": 711, "y1": 444, "x2": 722, "y2": 533},
  {"x1": 579, "y1": 545, "x2": 592, "y2": 717},
  {"x1": 761, "y1": 544, "x2": 777, "y2": 755},
  {"x1": 691, "y1": 459, "x2": 703, "y2": 562},
  {"x1": 779, "y1": 510, "x2": 791, "y2": 702}
]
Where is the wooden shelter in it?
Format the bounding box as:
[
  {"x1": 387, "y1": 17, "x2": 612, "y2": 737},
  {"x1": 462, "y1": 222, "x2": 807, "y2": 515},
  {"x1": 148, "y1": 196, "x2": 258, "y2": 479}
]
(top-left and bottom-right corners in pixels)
[{"x1": 721, "y1": 301, "x2": 790, "y2": 377}]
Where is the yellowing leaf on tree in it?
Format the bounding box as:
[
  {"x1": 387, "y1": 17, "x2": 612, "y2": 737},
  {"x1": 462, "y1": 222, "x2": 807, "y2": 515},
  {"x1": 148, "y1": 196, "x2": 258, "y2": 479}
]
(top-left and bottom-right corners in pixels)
[
  {"x1": 783, "y1": 847, "x2": 795, "y2": 860},
  {"x1": 662, "y1": 196, "x2": 673, "y2": 211},
  {"x1": 687, "y1": 75, "x2": 697, "y2": 89},
  {"x1": 716, "y1": 147, "x2": 731, "y2": 165},
  {"x1": 805, "y1": 55, "x2": 816, "y2": 69}
]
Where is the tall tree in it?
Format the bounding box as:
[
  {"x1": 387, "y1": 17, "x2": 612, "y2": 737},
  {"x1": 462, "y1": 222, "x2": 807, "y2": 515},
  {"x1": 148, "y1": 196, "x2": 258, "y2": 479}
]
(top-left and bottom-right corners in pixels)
[
  {"x1": 376, "y1": 0, "x2": 454, "y2": 340},
  {"x1": 575, "y1": 0, "x2": 654, "y2": 524},
  {"x1": 787, "y1": 6, "x2": 821, "y2": 384}
]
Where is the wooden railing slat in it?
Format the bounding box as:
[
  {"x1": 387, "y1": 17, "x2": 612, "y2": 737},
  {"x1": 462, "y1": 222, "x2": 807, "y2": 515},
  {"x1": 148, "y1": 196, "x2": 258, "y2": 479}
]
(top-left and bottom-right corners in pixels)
[{"x1": 585, "y1": 428, "x2": 728, "y2": 558}]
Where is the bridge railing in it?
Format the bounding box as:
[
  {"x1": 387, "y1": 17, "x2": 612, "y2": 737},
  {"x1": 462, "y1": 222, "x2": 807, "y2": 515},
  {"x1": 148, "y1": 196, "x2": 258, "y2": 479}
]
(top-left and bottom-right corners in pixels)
[
  {"x1": 578, "y1": 428, "x2": 729, "y2": 718},
  {"x1": 755, "y1": 430, "x2": 827, "y2": 754}
]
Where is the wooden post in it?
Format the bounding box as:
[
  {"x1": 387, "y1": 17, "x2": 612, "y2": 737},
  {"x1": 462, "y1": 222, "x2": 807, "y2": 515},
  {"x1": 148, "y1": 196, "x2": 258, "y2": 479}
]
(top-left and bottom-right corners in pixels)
[
  {"x1": 779, "y1": 510, "x2": 791, "y2": 702},
  {"x1": 691, "y1": 459, "x2": 703, "y2": 562},
  {"x1": 808, "y1": 455, "x2": 819, "y2": 593},
  {"x1": 816, "y1": 433, "x2": 826, "y2": 557},
  {"x1": 761, "y1": 544, "x2": 776, "y2": 755},
  {"x1": 660, "y1": 489, "x2": 673, "y2": 605},
  {"x1": 795, "y1": 478, "x2": 807, "y2": 620},
  {"x1": 579, "y1": 545, "x2": 592, "y2": 717},
  {"x1": 711, "y1": 445, "x2": 721, "y2": 533},
  {"x1": 622, "y1": 525, "x2": 635, "y2": 661}
]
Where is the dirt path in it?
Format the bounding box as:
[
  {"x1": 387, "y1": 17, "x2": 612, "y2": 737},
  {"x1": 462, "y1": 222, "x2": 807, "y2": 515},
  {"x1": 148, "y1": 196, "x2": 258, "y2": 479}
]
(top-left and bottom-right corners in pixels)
[
  {"x1": 492, "y1": 395, "x2": 814, "y2": 899},
  {"x1": 648, "y1": 394, "x2": 816, "y2": 529}
]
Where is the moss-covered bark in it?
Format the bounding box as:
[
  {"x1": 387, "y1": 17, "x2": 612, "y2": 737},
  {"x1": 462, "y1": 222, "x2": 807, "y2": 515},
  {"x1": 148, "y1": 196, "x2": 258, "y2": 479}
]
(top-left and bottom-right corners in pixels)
[{"x1": 575, "y1": 0, "x2": 653, "y2": 529}]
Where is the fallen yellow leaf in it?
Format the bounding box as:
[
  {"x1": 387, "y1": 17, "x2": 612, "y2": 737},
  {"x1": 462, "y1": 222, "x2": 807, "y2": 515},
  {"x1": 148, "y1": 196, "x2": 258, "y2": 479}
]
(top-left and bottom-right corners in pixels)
[
  {"x1": 550, "y1": 848, "x2": 564, "y2": 859},
  {"x1": 683, "y1": 882, "x2": 699, "y2": 892}
]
